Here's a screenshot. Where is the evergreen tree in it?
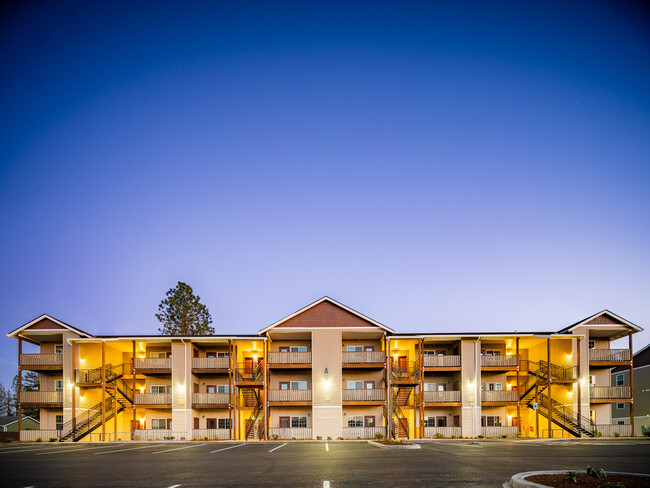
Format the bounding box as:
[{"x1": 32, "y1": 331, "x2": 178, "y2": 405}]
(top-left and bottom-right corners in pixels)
[
  {"x1": 0, "y1": 383, "x2": 8, "y2": 416},
  {"x1": 22, "y1": 372, "x2": 40, "y2": 420},
  {"x1": 156, "y1": 281, "x2": 214, "y2": 335}
]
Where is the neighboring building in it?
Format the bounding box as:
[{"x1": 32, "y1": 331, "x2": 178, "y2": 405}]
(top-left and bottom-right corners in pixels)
[
  {"x1": 612, "y1": 343, "x2": 650, "y2": 435},
  {"x1": 0, "y1": 415, "x2": 39, "y2": 432},
  {"x1": 6, "y1": 297, "x2": 642, "y2": 442}
]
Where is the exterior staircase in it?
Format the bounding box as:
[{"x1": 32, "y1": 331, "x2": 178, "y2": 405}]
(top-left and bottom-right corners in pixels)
[
  {"x1": 390, "y1": 389, "x2": 409, "y2": 439},
  {"x1": 244, "y1": 388, "x2": 264, "y2": 440}
]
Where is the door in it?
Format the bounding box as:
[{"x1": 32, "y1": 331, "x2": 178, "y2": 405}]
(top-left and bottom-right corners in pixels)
[
  {"x1": 398, "y1": 356, "x2": 407, "y2": 372},
  {"x1": 194, "y1": 417, "x2": 199, "y2": 429},
  {"x1": 279, "y1": 416, "x2": 290, "y2": 428},
  {"x1": 244, "y1": 357, "x2": 253, "y2": 374},
  {"x1": 364, "y1": 416, "x2": 375, "y2": 428},
  {"x1": 193, "y1": 349, "x2": 198, "y2": 358},
  {"x1": 193, "y1": 383, "x2": 199, "y2": 394},
  {"x1": 364, "y1": 381, "x2": 375, "y2": 399},
  {"x1": 453, "y1": 415, "x2": 460, "y2": 427}
]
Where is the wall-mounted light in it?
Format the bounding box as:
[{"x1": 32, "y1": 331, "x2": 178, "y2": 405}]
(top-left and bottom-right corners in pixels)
[{"x1": 79, "y1": 358, "x2": 86, "y2": 363}]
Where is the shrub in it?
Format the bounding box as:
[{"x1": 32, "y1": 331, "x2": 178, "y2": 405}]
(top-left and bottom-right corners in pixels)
[
  {"x1": 36, "y1": 438, "x2": 42, "y2": 442},
  {"x1": 337, "y1": 437, "x2": 343, "y2": 440},
  {"x1": 49, "y1": 438, "x2": 57, "y2": 442},
  {"x1": 565, "y1": 471, "x2": 578, "y2": 483},
  {"x1": 374, "y1": 432, "x2": 384, "y2": 440},
  {"x1": 597, "y1": 483, "x2": 624, "y2": 488},
  {"x1": 292, "y1": 437, "x2": 296, "y2": 440},
  {"x1": 501, "y1": 435, "x2": 507, "y2": 438},
  {"x1": 477, "y1": 435, "x2": 484, "y2": 439},
  {"x1": 316, "y1": 436, "x2": 322, "y2": 440},
  {"x1": 356, "y1": 437, "x2": 360, "y2": 440},
  {"x1": 450, "y1": 435, "x2": 457, "y2": 439},
  {"x1": 327, "y1": 436, "x2": 331, "y2": 440},
  {"x1": 434, "y1": 433, "x2": 444, "y2": 439},
  {"x1": 272, "y1": 434, "x2": 279, "y2": 440},
  {"x1": 591, "y1": 430, "x2": 603, "y2": 437},
  {"x1": 515, "y1": 432, "x2": 522, "y2": 438},
  {"x1": 614, "y1": 432, "x2": 620, "y2": 437},
  {"x1": 203, "y1": 437, "x2": 208, "y2": 441},
  {"x1": 643, "y1": 431, "x2": 650, "y2": 437},
  {"x1": 586, "y1": 466, "x2": 606, "y2": 479}
]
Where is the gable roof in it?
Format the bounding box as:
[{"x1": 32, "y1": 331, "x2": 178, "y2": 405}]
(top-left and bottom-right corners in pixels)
[
  {"x1": 0, "y1": 415, "x2": 39, "y2": 427},
  {"x1": 258, "y1": 296, "x2": 394, "y2": 335},
  {"x1": 7, "y1": 314, "x2": 93, "y2": 340},
  {"x1": 557, "y1": 309, "x2": 643, "y2": 334}
]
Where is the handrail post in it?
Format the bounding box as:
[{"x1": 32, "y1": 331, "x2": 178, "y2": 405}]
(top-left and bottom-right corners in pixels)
[{"x1": 629, "y1": 332, "x2": 634, "y2": 436}]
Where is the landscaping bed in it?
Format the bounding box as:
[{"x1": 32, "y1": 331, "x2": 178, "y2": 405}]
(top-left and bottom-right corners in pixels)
[
  {"x1": 373, "y1": 440, "x2": 414, "y2": 446},
  {"x1": 525, "y1": 473, "x2": 650, "y2": 488}
]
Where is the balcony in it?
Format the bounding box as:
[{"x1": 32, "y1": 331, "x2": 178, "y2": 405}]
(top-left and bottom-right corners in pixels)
[
  {"x1": 342, "y1": 388, "x2": 385, "y2": 402},
  {"x1": 480, "y1": 355, "x2": 518, "y2": 368},
  {"x1": 269, "y1": 427, "x2": 312, "y2": 440},
  {"x1": 19, "y1": 390, "x2": 63, "y2": 406},
  {"x1": 133, "y1": 429, "x2": 185, "y2": 441},
  {"x1": 390, "y1": 362, "x2": 419, "y2": 383},
  {"x1": 192, "y1": 357, "x2": 229, "y2": 371},
  {"x1": 268, "y1": 389, "x2": 312, "y2": 403},
  {"x1": 19, "y1": 353, "x2": 63, "y2": 370},
  {"x1": 594, "y1": 424, "x2": 632, "y2": 437},
  {"x1": 134, "y1": 358, "x2": 172, "y2": 372},
  {"x1": 423, "y1": 390, "x2": 461, "y2": 404},
  {"x1": 481, "y1": 390, "x2": 517, "y2": 403},
  {"x1": 481, "y1": 426, "x2": 519, "y2": 437},
  {"x1": 235, "y1": 363, "x2": 263, "y2": 382},
  {"x1": 590, "y1": 386, "x2": 631, "y2": 401},
  {"x1": 192, "y1": 393, "x2": 230, "y2": 407},
  {"x1": 267, "y1": 351, "x2": 312, "y2": 367},
  {"x1": 342, "y1": 351, "x2": 386, "y2": 366},
  {"x1": 589, "y1": 349, "x2": 630, "y2": 363},
  {"x1": 423, "y1": 355, "x2": 461, "y2": 368},
  {"x1": 342, "y1": 427, "x2": 386, "y2": 439},
  {"x1": 424, "y1": 426, "x2": 461, "y2": 438},
  {"x1": 134, "y1": 393, "x2": 171, "y2": 405},
  {"x1": 192, "y1": 428, "x2": 230, "y2": 440}
]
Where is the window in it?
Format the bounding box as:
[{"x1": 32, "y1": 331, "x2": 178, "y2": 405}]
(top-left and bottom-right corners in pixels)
[
  {"x1": 485, "y1": 416, "x2": 502, "y2": 427},
  {"x1": 424, "y1": 383, "x2": 437, "y2": 391},
  {"x1": 206, "y1": 352, "x2": 216, "y2": 358},
  {"x1": 484, "y1": 382, "x2": 502, "y2": 391},
  {"x1": 616, "y1": 374, "x2": 624, "y2": 386},
  {"x1": 617, "y1": 403, "x2": 625, "y2": 409},
  {"x1": 347, "y1": 346, "x2": 363, "y2": 352},
  {"x1": 206, "y1": 418, "x2": 216, "y2": 429},
  {"x1": 55, "y1": 379, "x2": 63, "y2": 391},
  {"x1": 151, "y1": 419, "x2": 169, "y2": 430},
  {"x1": 55, "y1": 345, "x2": 63, "y2": 354},
  {"x1": 423, "y1": 350, "x2": 445, "y2": 356},
  {"x1": 290, "y1": 381, "x2": 307, "y2": 390},
  {"x1": 589, "y1": 375, "x2": 596, "y2": 387},
  {"x1": 290, "y1": 346, "x2": 307, "y2": 352},
  {"x1": 217, "y1": 352, "x2": 229, "y2": 357},
  {"x1": 150, "y1": 352, "x2": 168, "y2": 358},
  {"x1": 347, "y1": 381, "x2": 363, "y2": 390},
  {"x1": 617, "y1": 421, "x2": 624, "y2": 425},
  {"x1": 217, "y1": 385, "x2": 229, "y2": 394},
  {"x1": 218, "y1": 418, "x2": 231, "y2": 429},
  {"x1": 483, "y1": 350, "x2": 502, "y2": 356},
  {"x1": 206, "y1": 385, "x2": 217, "y2": 393},
  {"x1": 56, "y1": 415, "x2": 63, "y2": 430},
  {"x1": 347, "y1": 416, "x2": 363, "y2": 427},
  {"x1": 424, "y1": 417, "x2": 436, "y2": 427},
  {"x1": 151, "y1": 385, "x2": 167, "y2": 394},
  {"x1": 291, "y1": 417, "x2": 307, "y2": 428},
  {"x1": 589, "y1": 341, "x2": 595, "y2": 349}
]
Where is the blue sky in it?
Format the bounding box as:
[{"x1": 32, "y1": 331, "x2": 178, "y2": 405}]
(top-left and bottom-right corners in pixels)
[{"x1": 1, "y1": 1, "x2": 649, "y2": 385}]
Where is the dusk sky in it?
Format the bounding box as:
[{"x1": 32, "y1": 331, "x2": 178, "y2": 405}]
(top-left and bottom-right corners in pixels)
[{"x1": 1, "y1": 1, "x2": 649, "y2": 386}]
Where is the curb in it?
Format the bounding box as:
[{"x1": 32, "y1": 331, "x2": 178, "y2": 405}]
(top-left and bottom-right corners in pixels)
[
  {"x1": 509, "y1": 470, "x2": 650, "y2": 488},
  {"x1": 367, "y1": 440, "x2": 421, "y2": 449}
]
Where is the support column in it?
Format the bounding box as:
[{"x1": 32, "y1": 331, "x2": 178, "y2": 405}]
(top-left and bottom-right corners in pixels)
[
  {"x1": 419, "y1": 338, "x2": 424, "y2": 439},
  {"x1": 577, "y1": 337, "x2": 582, "y2": 436},
  {"x1": 228, "y1": 340, "x2": 233, "y2": 440},
  {"x1": 547, "y1": 338, "x2": 552, "y2": 437},
  {"x1": 72, "y1": 341, "x2": 76, "y2": 432},
  {"x1": 132, "y1": 340, "x2": 136, "y2": 440},
  {"x1": 113, "y1": 383, "x2": 117, "y2": 439},
  {"x1": 386, "y1": 336, "x2": 391, "y2": 439},
  {"x1": 629, "y1": 332, "x2": 634, "y2": 436},
  {"x1": 18, "y1": 337, "x2": 22, "y2": 434},
  {"x1": 264, "y1": 338, "x2": 269, "y2": 440},
  {"x1": 101, "y1": 341, "x2": 106, "y2": 441},
  {"x1": 516, "y1": 337, "x2": 521, "y2": 435},
  {"x1": 534, "y1": 382, "x2": 539, "y2": 438}
]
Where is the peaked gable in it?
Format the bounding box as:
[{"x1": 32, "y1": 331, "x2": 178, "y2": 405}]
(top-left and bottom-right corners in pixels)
[{"x1": 7, "y1": 314, "x2": 92, "y2": 339}]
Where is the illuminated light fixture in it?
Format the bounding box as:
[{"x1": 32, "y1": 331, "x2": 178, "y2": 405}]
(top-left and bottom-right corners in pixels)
[
  {"x1": 79, "y1": 358, "x2": 86, "y2": 363},
  {"x1": 178, "y1": 383, "x2": 186, "y2": 394},
  {"x1": 139, "y1": 387, "x2": 145, "y2": 393},
  {"x1": 566, "y1": 354, "x2": 573, "y2": 360}
]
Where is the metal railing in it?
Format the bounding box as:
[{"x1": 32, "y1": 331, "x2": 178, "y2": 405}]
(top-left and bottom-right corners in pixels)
[
  {"x1": 134, "y1": 393, "x2": 172, "y2": 405},
  {"x1": 20, "y1": 429, "x2": 60, "y2": 442},
  {"x1": 235, "y1": 363, "x2": 263, "y2": 382},
  {"x1": 481, "y1": 426, "x2": 519, "y2": 437},
  {"x1": 267, "y1": 351, "x2": 312, "y2": 365},
  {"x1": 423, "y1": 390, "x2": 461, "y2": 403},
  {"x1": 133, "y1": 429, "x2": 186, "y2": 441},
  {"x1": 481, "y1": 355, "x2": 518, "y2": 367},
  {"x1": 19, "y1": 353, "x2": 63, "y2": 367},
  {"x1": 589, "y1": 349, "x2": 630, "y2": 362},
  {"x1": 192, "y1": 357, "x2": 229, "y2": 369},
  {"x1": 268, "y1": 389, "x2": 312, "y2": 402},
  {"x1": 342, "y1": 388, "x2": 385, "y2": 402},
  {"x1": 342, "y1": 351, "x2": 386, "y2": 364},
  {"x1": 390, "y1": 361, "x2": 419, "y2": 381},
  {"x1": 424, "y1": 426, "x2": 461, "y2": 438},
  {"x1": 192, "y1": 429, "x2": 231, "y2": 440},
  {"x1": 590, "y1": 386, "x2": 631, "y2": 399},
  {"x1": 481, "y1": 390, "x2": 517, "y2": 402},
  {"x1": 342, "y1": 427, "x2": 386, "y2": 439},
  {"x1": 268, "y1": 427, "x2": 312, "y2": 439},
  {"x1": 134, "y1": 358, "x2": 172, "y2": 369},
  {"x1": 423, "y1": 355, "x2": 461, "y2": 367},
  {"x1": 538, "y1": 393, "x2": 594, "y2": 435},
  {"x1": 192, "y1": 393, "x2": 230, "y2": 405},
  {"x1": 594, "y1": 424, "x2": 633, "y2": 437},
  {"x1": 20, "y1": 391, "x2": 63, "y2": 404}
]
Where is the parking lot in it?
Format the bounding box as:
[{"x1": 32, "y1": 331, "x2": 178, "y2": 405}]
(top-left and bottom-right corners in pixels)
[{"x1": 2, "y1": 438, "x2": 650, "y2": 487}]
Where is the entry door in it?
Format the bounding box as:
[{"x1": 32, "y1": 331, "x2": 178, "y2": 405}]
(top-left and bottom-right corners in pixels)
[
  {"x1": 244, "y1": 357, "x2": 253, "y2": 373},
  {"x1": 194, "y1": 417, "x2": 199, "y2": 429},
  {"x1": 453, "y1": 415, "x2": 460, "y2": 427},
  {"x1": 279, "y1": 416, "x2": 290, "y2": 428},
  {"x1": 364, "y1": 416, "x2": 375, "y2": 428},
  {"x1": 398, "y1": 356, "x2": 407, "y2": 372}
]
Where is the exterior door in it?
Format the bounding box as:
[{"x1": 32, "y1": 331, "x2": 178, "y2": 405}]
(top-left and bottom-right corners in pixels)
[
  {"x1": 279, "y1": 382, "x2": 289, "y2": 390},
  {"x1": 244, "y1": 357, "x2": 253, "y2": 373},
  {"x1": 194, "y1": 417, "x2": 199, "y2": 429},
  {"x1": 364, "y1": 416, "x2": 375, "y2": 428},
  {"x1": 398, "y1": 356, "x2": 407, "y2": 371},
  {"x1": 279, "y1": 416, "x2": 290, "y2": 428}
]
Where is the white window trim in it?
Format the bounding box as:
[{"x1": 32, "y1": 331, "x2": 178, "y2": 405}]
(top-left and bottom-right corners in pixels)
[
  {"x1": 151, "y1": 385, "x2": 167, "y2": 394},
  {"x1": 290, "y1": 381, "x2": 308, "y2": 390},
  {"x1": 55, "y1": 345, "x2": 63, "y2": 354},
  {"x1": 616, "y1": 374, "x2": 624, "y2": 386}
]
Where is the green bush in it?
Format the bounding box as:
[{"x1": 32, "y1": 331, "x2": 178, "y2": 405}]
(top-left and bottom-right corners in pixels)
[
  {"x1": 49, "y1": 438, "x2": 57, "y2": 442},
  {"x1": 586, "y1": 466, "x2": 606, "y2": 479},
  {"x1": 434, "y1": 433, "x2": 444, "y2": 439},
  {"x1": 374, "y1": 432, "x2": 384, "y2": 440},
  {"x1": 501, "y1": 435, "x2": 507, "y2": 438},
  {"x1": 36, "y1": 438, "x2": 42, "y2": 442},
  {"x1": 565, "y1": 471, "x2": 578, "y2": 483},
  {"x1": 272, "y1": 434, "x2": 279, "y2": 440},
  {"x1": 614, "y1": 432, "x2": 620, "y2": 437},
  {"x1": 327, "y1": 436, "x2": 331, "y2": 440},
  {"x1": 477, "y1": 435, "x2": 484, "y2": 439},
  {"x1": 316, "y1": 436, "x2": 322, "y2": 440},
  {"x1": 337, "y1": 437, "x2": 343, "y2": 440}
]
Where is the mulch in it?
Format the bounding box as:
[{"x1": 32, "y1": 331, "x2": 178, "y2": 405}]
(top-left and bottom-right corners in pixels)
[{"x1": 526, "y1": 473, "x2": 650, "y2": 488}]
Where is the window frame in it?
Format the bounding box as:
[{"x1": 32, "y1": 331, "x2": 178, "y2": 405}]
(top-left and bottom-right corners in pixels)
[{"x1": 616, "y1": 374, "x2": 624, "y2": 386}]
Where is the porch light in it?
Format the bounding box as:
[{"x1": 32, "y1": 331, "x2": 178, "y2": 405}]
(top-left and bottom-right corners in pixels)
[
  {"x1": 79, "y1": 358, "x2": 86, "y2": 363},
  {"x1": 139, "y1": 387, "x2": 145, "y2": 393},
  {"x1": 566, "y1": 354, "x2": 572, "y2": 360},
  {"x1": 178, "y1": 383, "x2": 186, "y2": 394}
]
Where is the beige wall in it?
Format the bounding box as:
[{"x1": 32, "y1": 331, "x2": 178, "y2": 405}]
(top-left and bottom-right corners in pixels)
[
  {"x1": 461, "y1": 339, "x2": 480, "y2": 437},
  {"x1": 312, "y1": 329, "x2": 342, "y2": 439}
]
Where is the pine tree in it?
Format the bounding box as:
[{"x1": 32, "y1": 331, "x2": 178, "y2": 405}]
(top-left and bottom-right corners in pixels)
[
  {"x1": 156, "y1": 281, "x2": 214, "y2": 335},
  {"x1": 0, "y1": 383, "x2": 8, "y2": 416}
]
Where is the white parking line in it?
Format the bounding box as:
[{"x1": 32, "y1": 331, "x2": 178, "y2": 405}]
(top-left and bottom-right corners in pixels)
[
  {"x1": 167, "y1": 485, "x2": 181, "y2": 488},
  {"x1": 325, "y1": 442, "x2": 329, "y2": 452},
  {"x1": 0, "y1": 445, "x2": 80, "y2": 455},
  {"x1": 94, "y1": 444, "x2": 165, "y2": 455},
  {"x1": 210, "y1": 443, "x2": 246, "y2": 454},
  {"x1": 153, "y1": 443, "x2": 206, "y2": 454},
  {"x1": 268, "y1": 443, "x2": 287, "y2": 452},
  {"x1": 324, "y1": 481, "x2": 331, "y2": 488},
  {"x1": 36, "y1": 444, "x2": 125, "y2": 455}
]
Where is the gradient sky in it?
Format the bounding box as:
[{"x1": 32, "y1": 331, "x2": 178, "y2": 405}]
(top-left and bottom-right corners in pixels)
[{"x1": 1, "y1": 1, "x2": 649, "y2": 386}]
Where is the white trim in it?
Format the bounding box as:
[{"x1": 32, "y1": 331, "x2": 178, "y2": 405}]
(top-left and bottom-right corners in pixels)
[
  {"x1": 563, "y1": 310, "x2": 643, "y2": 333},
  {"x1": 258, "y1": 297, "x2": 394, "y2": 334},
  {"x1": 7, "y1": 314, "x2": 92, "y2": 339}
]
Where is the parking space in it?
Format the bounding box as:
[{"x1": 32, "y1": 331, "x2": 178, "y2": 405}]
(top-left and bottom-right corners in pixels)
[{"x1": 2, "y1": 439, "x2": 649, "y2": 487}]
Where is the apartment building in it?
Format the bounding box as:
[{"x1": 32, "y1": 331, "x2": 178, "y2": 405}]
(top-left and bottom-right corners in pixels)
[
  {"x1": 611, "y1": 344, "x2": 650, "y2": 435},
  {"x1": 8, "y1": 297, "x2": 642, "y2": 442}
]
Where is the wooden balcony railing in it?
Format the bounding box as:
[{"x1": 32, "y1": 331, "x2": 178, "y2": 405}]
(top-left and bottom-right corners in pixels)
[
  {"x1": 269, "y1": 427, "x2": 312, "y2": 439},
  {"x1": 20, "y1": 391, "x2": 63, "y2": 404},
  {"x1": 481, "y1": 390, "x2": 517, "y2": 402},
  {"x1": 424, "y1": 426, "x2": 461, "y2": 438},
  {"x1": 19, "y1": 353, "x2": 63, "y2": 368},
  {"x1": 268, "y1": 389, "x2": 312, "y2": 402},
  {"x1": 134, "y1": 393, "x2": 171, "y2": 405},
  {"x1": 342, "y1": 388, "x2": 385, "y2": 402},
  {"x1": 342, "y1": 427, "x2": 386, "y2": 439},
  {"x1": 267, "y1": 352, "x2": 312, "y2": 365},
  {"x1": 133, "y1": 429, "x2": 185, "y2": 441},
  {"x1": 192, "y1": 428, "x2": 231, "y2": 440},
  {"x1": 590, "y1": 386, "x2": 631, "y2": 399},
  {"x1": 594, "y1": 424, "x2": 632, "y2": 437},
  {"x1": 342, "y1": 351, "x2": 386, "y2": 364},
  {"x1": 481, "y1": 426, "x2": 519, "y2": 437},
  {"x1": 134, "y1": 358, "x2": 172, "y2": 370},
  {"x1": 192, "y1": 357, "x2": 229, "y2": 369},
  {"x1": 20, "y1": 429, "x2": 60, "y2": 442},
  {"x1": 192, "y1": 393, "x2": 230, "y2": 405},
  {"x1": 589, "y1": 349, "x2": 630, "y2": 362},
  {"x1": 480, "y1": 355, "x2": 518, "y2": 367},
  {"x1": 423, "y1": 355, "x2": 461, "y2": 367},
  {"x1": 423, "y1": 390, "x2": 461, "y2": 403}
]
